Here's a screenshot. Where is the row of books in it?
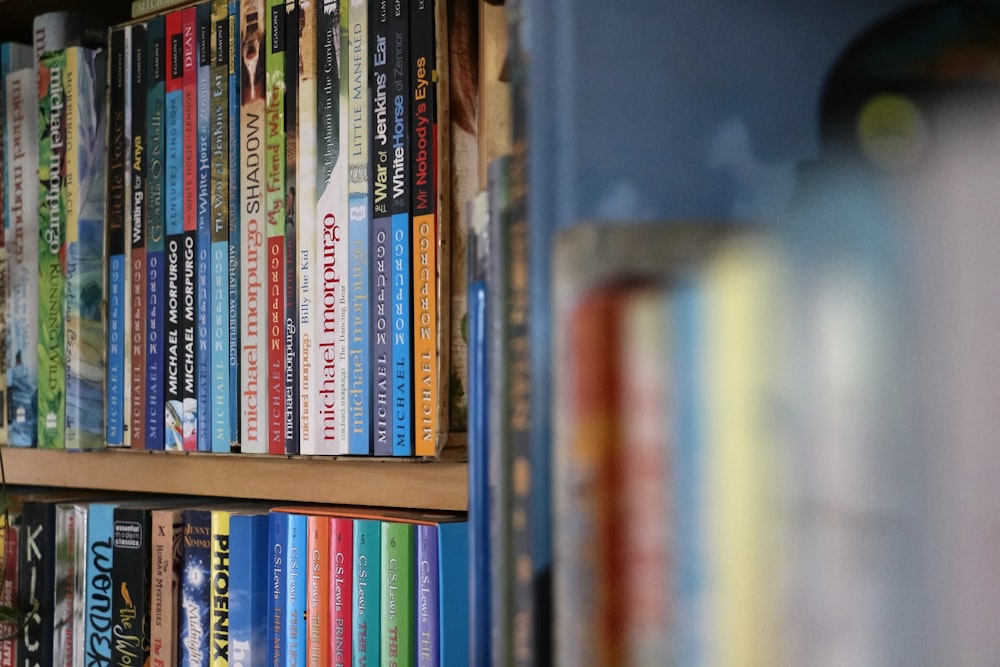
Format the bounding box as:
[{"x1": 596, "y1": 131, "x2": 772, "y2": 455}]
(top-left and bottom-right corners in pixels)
[
  {"x1": 0, "y1": 0, "x2": 447, "y2": 456},
  {"x1": 1, "y1": 487, "x2": 469, "y2": 666}
]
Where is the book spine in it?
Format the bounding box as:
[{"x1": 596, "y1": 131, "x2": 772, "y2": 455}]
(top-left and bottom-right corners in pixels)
[
  {"x1": 381, "y1": 520, "x2": 414, "y2": 667},
  {"x1": 312, "y1": 0, "x2": 349, "y2": 455},
  {"x1": 265, "y1": 0, "x2": 287, "y2": 456},
  {"x1": 84, "y1": 503, "x2": 116, "y2": 666},
  {"x1": 130, "y1": 23, "x2": 149, "y2": 450},
  {"x1": 196, "y1": 0, "x2": 214, "y2": 452},
  {"x1": 0, "y1": 525, "x2": 19, "y2": 666},
  {"x1": 369, "y1": 0, "x2": 392, "y2": 456},
  {"x1": 438, "y1": 522, "x2": 470, "y2": 667},
  {"x1": 145, "y1": 14, "x2": 167, "y2": 450},
  {"x1": 37, "y1": 49, "x2": 68, "y2": 450},
  {"x1": 5, "y1": 66, "x2": 40, "y2": 447},
  {"x1": 19, "y1": 501, "x2": 55, "y2": 665},
  {"x1": 284, "y1": 512, "x2": 306, "y2": 664},
  {"x1": 182, "y1": 5, "x2": 200, "y2": 452},
  {"x1": 388, "y1": 0, "x2": 411, "y2": 456},
  {"x1": 120, "y1": 28, "x2": 133, "y2": 451},
  {"x1": 306, "y1": 514, "x2": 330, "y2": 667},
  {"x1": 347, "y1": 0, "x2": 371, "y2": 455},
  {"x1": 52, "y1": 504, "x2": 75, "y2": 667},
  {"x1": 409, "y1": 0, "x2": 436, "y2": 456},
  {"x1": 229, "y1": 513, "x2": 269, "y2": 666},
  {"x1": 353, "y1": 518, "x2": 380, "y2": 666},
  {"x1": 210, "y1": 0, "x2": 232, "y2": 453},
  {"x1": 106, "y1": 27, "x2": 128, "y2": 449},
  {"x1": 150, "y1": 507, "x2": 184, "y2": 667},
  {"x1": 227, "y1": 0, "x2": 241, "y2": 451},
  {"x1": 132, "y1": 0, "x2": 197, "y2": 19},
  {"x1": 415, "y1": 523, "x2": 438, "y2": 667},
  {"x1": 295, "y1": 0, "x2": 317, "y2": 456},
  {"x1": 239, "y1": 0, "x2": 268, "y2": 454},
  {"x1": 112, "y1": 506, "x2": 154, "y2": 665},
  {"x1": 282, "y1": 0, "x2": 299, "y2": 455},
  {"x1": 331, "y1": 516, "x2": 353, "y2": 667},
  {"x1": 180, "y1": 508, "x2": 213, "y2": 666},
  {"x1": 210, "y1": 510, "x2": 232, "y2": 666},
  {"x1": 164, "y1": 8, "x2": 186, "y2": 451},
  {"x1": 70, "y1": 505, "x2": 89, "y2": 666},
  {"x1": 267, "y1": 511, "x2": 287, "y2": 665},
  {"x1": 63, "y1": 46, "x2": 107, "y2": 452}
]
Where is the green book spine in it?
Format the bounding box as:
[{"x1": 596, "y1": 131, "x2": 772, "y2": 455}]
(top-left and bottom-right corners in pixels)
[
  {"x1": 37, "y1": 48, "x2": 68, "y2": 449},
  {"x1": 381, "y1": 520, "x2": 414, "y2": 667}
]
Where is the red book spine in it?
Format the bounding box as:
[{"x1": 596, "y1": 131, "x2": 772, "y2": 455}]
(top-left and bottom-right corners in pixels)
[{"x1": 331, "y1": 517, "x2": 354, "y2": 667}]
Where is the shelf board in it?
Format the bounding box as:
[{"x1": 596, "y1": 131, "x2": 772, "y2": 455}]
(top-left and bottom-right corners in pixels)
[{"x1": 0, "y1": 446, "x2": 469, "y2": 511}]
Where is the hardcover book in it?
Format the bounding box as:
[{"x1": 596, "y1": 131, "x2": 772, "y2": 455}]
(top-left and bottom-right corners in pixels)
[
  {"x1": 63, "y1": 45, "x2": 108, "y2": 452},
  {"x1": 346, "y1": 0, "x2": 371, "y2": 455},
  {"x1": 130, "y1": 22, "x2": 149, "y2": 450},
  {"x1": 368, "y1": 0, "x2": 392, "y2": 456},
  {"x1": 5, "y1": 64, "x2": 39, "y2": 447},
  {"x1": 239, "y1": 0, "x2": 269, "y2": 454},
  {"x1": 144, "y1": 13, "x2": 168, "y2": 451}
]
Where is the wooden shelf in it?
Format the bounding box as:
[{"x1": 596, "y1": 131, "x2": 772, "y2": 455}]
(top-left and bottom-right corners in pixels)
[{"x1": 0, "y1": 446, "x2": 469, "y2": 511}]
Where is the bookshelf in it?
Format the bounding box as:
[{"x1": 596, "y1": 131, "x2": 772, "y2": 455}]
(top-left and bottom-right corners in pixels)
[{"x1": 0, "y1": 0, "x2": 474, "y2": 510}]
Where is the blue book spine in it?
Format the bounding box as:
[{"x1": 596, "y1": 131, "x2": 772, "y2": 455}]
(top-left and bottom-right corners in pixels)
[
  {"x1": 64, "y1": 46, "x2": 108, "y2": 452},
  {"x1": 105, "y1": 28, "x2": 128, "y2": 448},
  {"x1": 229, "y1": 512, "x2": 270, "y2": 666},
  {"x1": 416, "y1": 523, "x2": 439, "y2": 667},
  {"x1": 369, "y1": 0, "x2": 392, "y2": 456},
  {"x1": 467, "y1": 277, "x2": 490, "y2": 667},
  {"x1": 346, "y1": 0, "x2": 370, "y2": 456},
  {"x1": 673, "y1": 279, "x2": 705, "y2": 667},
  {"x1": 164, "y1": 9, "x2": 186, "y2": 451},
  {"x1": 226, "y1": 0, "x2": 240, "y2": 450},
  {"x1": 145, "y1": 14, "x2": 167, "y2": 450},
  {"x1": 285, "y1": 512, "x2": 307, "y2": 664},
  {"x1": 388, "y1": 0, "x2": 411, "y2": 457},
  {"x1": 210, "y1": 0, "x2": 231, "y2": 453},
  {"x1": 196, "y1": 1, "x2": 213, "y2": 452},
  {"x1": 438, "y1": 522, "x2": 470, "y2": 667},
  {"x1": 267, "y1": 511, "x2": 288, "y2": 666},
  {"x1": 85, "y1": 502, "x2": 118, "y2": 666},
  {"x1": 353, "y1": 518, "x2": 381, "y2": 666},
  {"x1": 180, "y1": 508, "x2": 212, "y2": 666}
]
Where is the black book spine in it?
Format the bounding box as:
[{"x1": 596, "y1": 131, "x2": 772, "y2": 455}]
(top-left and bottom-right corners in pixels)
[{"x1": 111, "y1": 506, "x2": 154, "y2": 665}]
